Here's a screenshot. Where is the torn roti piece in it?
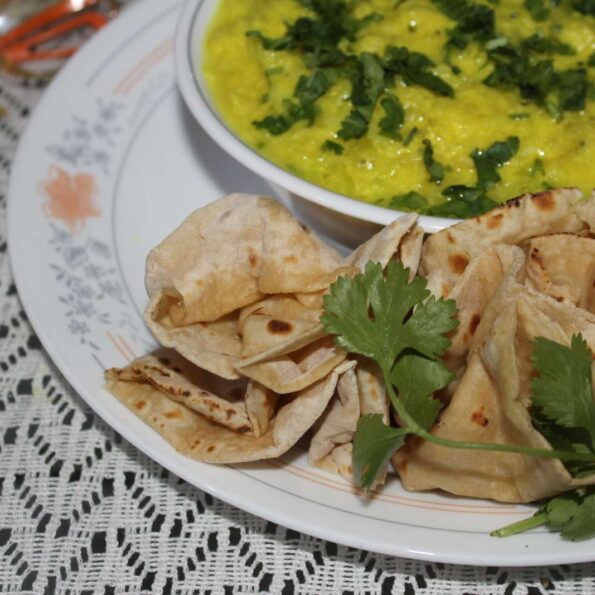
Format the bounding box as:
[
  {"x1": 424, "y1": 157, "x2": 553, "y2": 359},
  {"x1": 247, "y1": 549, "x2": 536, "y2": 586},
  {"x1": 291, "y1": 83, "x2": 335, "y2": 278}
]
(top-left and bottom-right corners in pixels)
[
  {"x1": 436, "y1": 244, "x2": 526, "y2": 376},
  {"x1": 106, "y1": 352, "x2": 259, "y2": 433},
  {"x1": 144, "y1": 194, "x2": 341, "y2": 374},
  {"x1": 420, "y1": 189, "x2": 593, "y2": 292},
  {"x1": 309, "y1": 358, "x2": 388, "y2": 484},
  {"x1": 525, "y1": 234, "x2": 595, "y2": 312},
  {"x1": 106, "y1": 360, "x2": 355, "y2": 464},
  {"x1": 394, "y1": 289, "x2": 595, "y2": 503},
  {"x1": 236, "y1": 215, "x2": 422, "y2": 392}
]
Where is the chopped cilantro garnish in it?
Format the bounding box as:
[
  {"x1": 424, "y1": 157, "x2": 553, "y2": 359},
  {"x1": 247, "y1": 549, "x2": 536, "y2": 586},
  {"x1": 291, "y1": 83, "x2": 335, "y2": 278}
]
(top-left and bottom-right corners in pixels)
[
  {"x1": 521, "y1": 33, "x2": 575, "y2": 56},
  {"x1": 403, "y1": 126, "x2": 419, "y2": 147},
  {"x1": 383, "y1": 46, "x2": 454, "y2": 97},
  {"x1": 389, "y1": 191, "x2": 429, "y2": 212},
  {"x1": 572, "y1": 0, "x2": 595, "y2": 16},
  {"x1": 431, "y1": 0, "x2": 495, "y2": 50},
  {"x1": 422, "y1": 139, "x2": 445, "y2": 184},
  {"x1": 524, "y1": 0, "x2": 550, "y2": 21},
  {"x1": 471, "y1": 136, "x2": 520, "y2": 188},
  {"x1": 379, "y1": 94, "x2": 405, "y2": 139},
  {"x1": 322, "y1": 140, "x2": 344, "y2": 154},
  {"x1": 530, "y1": 158, "x2": 545, "y2": 176}
]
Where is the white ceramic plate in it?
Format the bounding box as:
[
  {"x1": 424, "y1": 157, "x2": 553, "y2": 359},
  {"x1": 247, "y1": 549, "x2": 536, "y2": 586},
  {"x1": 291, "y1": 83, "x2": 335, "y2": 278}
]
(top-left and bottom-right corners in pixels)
[{"x1": 7, "y1": 0, "x2": 594, "y2": 566}]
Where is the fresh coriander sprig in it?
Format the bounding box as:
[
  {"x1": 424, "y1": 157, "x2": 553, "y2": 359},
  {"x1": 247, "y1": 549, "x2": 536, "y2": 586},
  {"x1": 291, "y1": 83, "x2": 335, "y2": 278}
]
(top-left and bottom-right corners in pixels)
[
  {"x1": 492, "y1": 488, "x2": 595, "y2": 540},
  {"x1": 321, "y1": 261, "x2": 595, "y2": 490}
]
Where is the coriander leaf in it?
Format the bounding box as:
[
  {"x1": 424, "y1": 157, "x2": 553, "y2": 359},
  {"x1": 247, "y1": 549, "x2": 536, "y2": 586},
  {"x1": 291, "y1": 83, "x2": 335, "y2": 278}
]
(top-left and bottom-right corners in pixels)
[
  {"x1": 422, "y1": 139, "x2": 445, "y2": 184},
  {"x1": 429, "y1": 185, "x2": 498, "y2": 218},
  {"x1": 389, "y1": 191, "x2": 429, "y2": 212},
  {"x1": 589, "y1": 52, "x2": 595, "y2": 67},
  {"x1": 338, "y1": 109, "x2": 370, "y2": 140},
  {"x1": 561, "y1": 490, "x2": 595, "y2": 540},
  {"x1": 321, "y1": 261, "x2": 385, "y2": 361},
  {"x1": 379, "y1": 94, "x2": 405, "y2": 138},
  {"x1": 384, "y1": 46, "x2": 454, "y2": 97},
  {"x1": 530, "y1": 158, "x2": 545, "y2": 176},
  {"x1": 493, "y1": 488, "x2": 595, "y2": 541},
  {"x1": 557, "y1": 69, "x2": 587, "y2": 112},
  {"x1": 253, "y1": 113, "x2": 295, "y2": 135},
  {"x1": 546, "y1": 492, "x2": 581, "y2": 529},
  {"x1": 322, "y1": 260, "x2": 443, "y2": 369},
  {"x1": 352, "y1": 414, "x2": 408, "y2": 489},
  {"x1": 403, "y1": 126, "x2": 419, "y2": 146},
  {"x1": 321, "y1": 140, "x2": 344, "y2": 154},
  {"x1": 431, "y1": 0, "x2": 495, "y2": 50},
  {"x1": 338, "y1": 53, "x2": 386, "y2": 140},
  {"x1": 524, "y1": 0, "x2": 550, "y2": 21},
  {"x1": 253, "y1": 98, "x2": 315, "y2": 135},
  {"x1": 531, "y1": 335, "x2": 595, "y2": 449},
  {"x1": 572, "y1": 0, "x2": 595, "y2": 15},
  {"x1": 396, "y1": 294, "x2": 459, "y2": 359},
  {"x1": 294, "y1": 70, "x2": 332, "y2": 105},
  {"x1": 521, "y1": 33, "x2": 575, "y2": 56},
  {"x1": 351, "y1": 52, "x2": 385, "y2": 107},
  {"x1": 391, "y1": 355, "x2": 453, "y2": 430},
  {"x1": 471, "y1": 136, "x2": 520, "y2": 189}
]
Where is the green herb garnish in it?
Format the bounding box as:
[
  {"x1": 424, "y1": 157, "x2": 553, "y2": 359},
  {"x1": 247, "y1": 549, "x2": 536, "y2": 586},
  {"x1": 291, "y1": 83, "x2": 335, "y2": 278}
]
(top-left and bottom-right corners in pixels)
[
  {"x1": 389, "y1": 191, "x2": 429, "y2": 211},
  {"x1": 422, "y1": 139, "x2": 445, "y2": 184},
  {"x1": 493, "y1": 488, "x2": 595, "y2": 540},
  {"x1": 379, "y1": 94, "x2": 405, "y2": 139},
  {"x1": 321, "y1": 263, "x2": 595, "y2": 491},
  {"x1": 494, "y1": 336, "x2": 595, "y2": 539},
  {"x1": 322, "y1": 140, "x2": 344, "y2": 154},
  {"x1": 524, "y1": 0, "x2": 550, "y2": 21},
  {"x1": 471, "y1": 136, "x2": 520, "y2": 188}
]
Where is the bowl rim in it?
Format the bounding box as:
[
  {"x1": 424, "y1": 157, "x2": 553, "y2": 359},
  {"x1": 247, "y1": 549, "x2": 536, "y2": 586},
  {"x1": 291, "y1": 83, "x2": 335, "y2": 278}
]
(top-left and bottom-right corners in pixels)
[{"x1": 174, "y1": 0, "x2": 458, "y2": 233}]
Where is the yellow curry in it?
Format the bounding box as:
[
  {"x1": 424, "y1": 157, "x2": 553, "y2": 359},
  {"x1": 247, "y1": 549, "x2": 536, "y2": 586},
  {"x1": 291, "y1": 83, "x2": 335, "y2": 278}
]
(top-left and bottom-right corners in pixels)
[{"x1": 203, "y1": 0, "x2": 595, "y2": 217}]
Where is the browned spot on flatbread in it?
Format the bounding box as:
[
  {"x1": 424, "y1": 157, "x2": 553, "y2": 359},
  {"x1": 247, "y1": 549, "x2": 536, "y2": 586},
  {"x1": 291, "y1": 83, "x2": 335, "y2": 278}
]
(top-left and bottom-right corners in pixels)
[
  {"x1": 237, "y1": 425, "x2": 251, "y2": 433},
  {"x1": 505, "y1": 196, "x2": 522, "y2": 208},
  {"x1": 158, "y1": 357, "x2": 170, "y2": 366},
  {"x1": 469, "y1": 313, "x2": 481, "y2": 336},
  {"x1": 207, "y1": 445, "x2": 215, "y2": 452},
  {"x1": 134, "y1": 400, "x2": 146, "y2": 411},
  {"x1": 248, "y1": 247, "x2": 258, "y2": 267},
  {"x1": 532, "y1": 191, "x2": 555, "y2": 211},
  {"x1": 446, "y1": 232, "x2": 454, "y2": 244},
  {"x1": 284, "y1": 255, "x2": 298, "y2": 264},
  {"x1": 164, "y1": 410, "x2": 182, "y2": 419},
  {"x1": 471, "y1": 408, "x2": 489, "y2": 427},
  {"x1": 487, "y1": 213, "x2": 503, "y2": 229},
  {"x1": 267, "y1": 319, "x2": 293, "y2": 334},
  {"x1": 299, "y1": 222, "x2": 309, "y2": 232},
  {"x1": 448, "y1": 253, "x2": 469, "y2": 275}
]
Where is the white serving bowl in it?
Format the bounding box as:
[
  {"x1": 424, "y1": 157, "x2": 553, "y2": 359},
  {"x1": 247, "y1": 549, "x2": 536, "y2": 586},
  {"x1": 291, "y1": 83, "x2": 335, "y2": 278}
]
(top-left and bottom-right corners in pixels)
[{"x1": 174, "y1": 0, "x2": 457, "y2": 246}]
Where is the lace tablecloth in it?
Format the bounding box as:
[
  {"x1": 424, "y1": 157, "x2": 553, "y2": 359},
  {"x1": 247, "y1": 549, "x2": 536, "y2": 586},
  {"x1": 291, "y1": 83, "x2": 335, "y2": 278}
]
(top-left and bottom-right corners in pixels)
[{"x1": 1, "y1": 12, "x2": 595, "y2": 595}]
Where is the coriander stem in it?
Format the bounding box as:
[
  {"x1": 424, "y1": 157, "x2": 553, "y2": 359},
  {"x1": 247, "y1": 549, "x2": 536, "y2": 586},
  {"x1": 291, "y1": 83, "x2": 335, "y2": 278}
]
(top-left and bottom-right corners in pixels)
[
  {"x1": 380, "y1": 366, "x2": 595, "y2": 465},
  {"x1": 490, "y1": 512, "x2": 548, "y2": 537}
]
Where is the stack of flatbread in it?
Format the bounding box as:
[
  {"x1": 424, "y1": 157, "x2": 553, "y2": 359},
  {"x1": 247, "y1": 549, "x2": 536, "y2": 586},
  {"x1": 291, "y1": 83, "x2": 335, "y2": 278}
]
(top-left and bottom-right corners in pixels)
[
  {"x1": 107, "y1": 189, "x2": 595, "y2": 503},
  {"x1": 106, "y1": 194, "x2": 421, "y2": 477}
]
